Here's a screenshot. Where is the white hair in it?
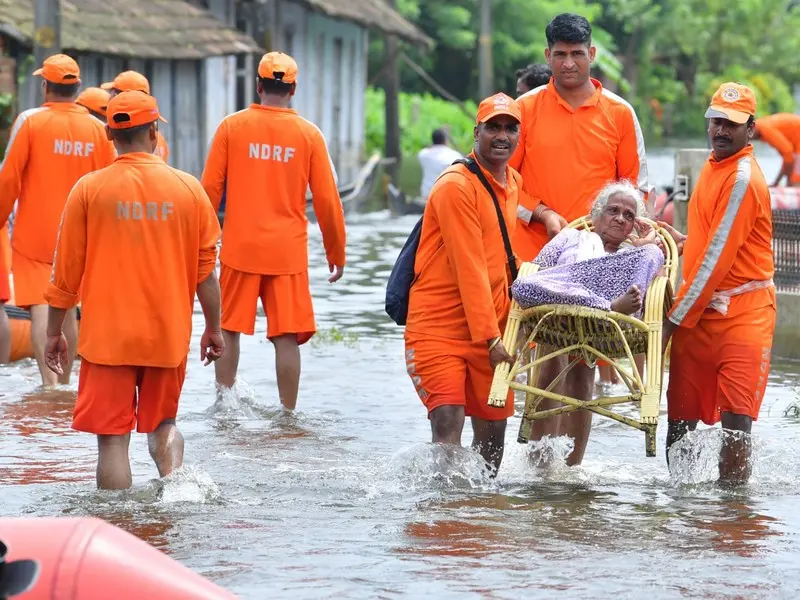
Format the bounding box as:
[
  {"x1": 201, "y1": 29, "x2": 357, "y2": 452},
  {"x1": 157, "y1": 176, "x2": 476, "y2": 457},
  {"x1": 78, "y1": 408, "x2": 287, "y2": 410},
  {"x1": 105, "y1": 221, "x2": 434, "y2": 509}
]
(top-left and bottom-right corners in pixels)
[{"x1": 590, "y1": 180, "x2": 648, "y2": 221}]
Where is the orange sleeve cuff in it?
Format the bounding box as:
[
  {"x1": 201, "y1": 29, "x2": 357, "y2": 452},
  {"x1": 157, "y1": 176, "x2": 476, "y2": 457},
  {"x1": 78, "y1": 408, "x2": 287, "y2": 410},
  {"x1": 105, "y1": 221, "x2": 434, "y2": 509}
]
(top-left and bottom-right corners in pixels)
[
  {"x1": 198, "y1": 248, "x2": 217, "y2": 283},
  {"x1": 44, "y1": 283, "x2": 79, "y2": 310}
]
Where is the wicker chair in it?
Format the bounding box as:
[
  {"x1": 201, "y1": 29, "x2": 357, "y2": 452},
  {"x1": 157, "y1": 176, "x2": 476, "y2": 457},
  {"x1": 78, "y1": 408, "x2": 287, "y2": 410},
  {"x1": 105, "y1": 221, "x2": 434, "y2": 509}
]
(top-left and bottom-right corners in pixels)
[{"x1": 487, "y1": 216, "x2": 679, "y2": 457}]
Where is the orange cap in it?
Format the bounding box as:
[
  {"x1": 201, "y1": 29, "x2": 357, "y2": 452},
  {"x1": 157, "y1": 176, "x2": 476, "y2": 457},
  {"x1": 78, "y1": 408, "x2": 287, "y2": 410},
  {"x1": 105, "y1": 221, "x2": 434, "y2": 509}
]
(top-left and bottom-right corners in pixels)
[
  {"x1": 257, "y1": 52, "x2": 298, "y2": 84},
  {"x1": 32, "y1": 54, "x2": 81, "y2": 85},
  {"x1": 101, "y1": 71, "x2": 150, "y2": 94},
  {"x1": 106, "y1": 91, "x2": 167, "y2": 130},
  {"x1": 476, "y1": 93, "x2": 521, "y2": 124},
  {"x1": 76, "y1": 87, "x2": 111, "y2": 117},
  {"x1": 705, "y1": 82, "x2": 757, "y2": 125}
]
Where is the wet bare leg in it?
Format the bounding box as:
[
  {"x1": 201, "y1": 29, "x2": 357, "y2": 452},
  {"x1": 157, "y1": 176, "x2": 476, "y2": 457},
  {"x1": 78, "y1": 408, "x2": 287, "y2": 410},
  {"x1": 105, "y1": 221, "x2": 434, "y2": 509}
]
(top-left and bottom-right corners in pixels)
[
  {"x1": 665, "y1": 418, "x2": 698, "y2": 466},
  {"x1": 719, "y1": 412, "x2": 753, "y2": 487},
  {"x1": 30, "y1": 304, "x2": 57, "y2": 386},
  {"x1": 599, "y1": 364, "x2": 620, "y2": 385},
  {"x1": 59, "y1": 308, "x2": 79, "y2": 385},
  {"x1": 471, "y1": 417, "x2": 507, "y2": 476},
  {"x1": 272, "y1": 334, "x2": 300, "y2": 410},
  {"x1": 96, "y1": 433, "x2": 132, "y2": 490},
  {"x1": 429, "y1": 405, "x2": 465, "y2": 445},
  {"x1": 147, "y1": 419, "x2": 185, "y2": 478},
  {"x1": 530, "y1": 353, "x2": 566, "y2": 443},
  {"x1": 559, "y1": 362, "x2": 595, "y2": 466},
  {"x1": 0, "y1": 303, "x2": 9, "y2": 363},
  {"x1": 610, "y1": 285, "x2": 642, "y2": 315},
  {"x1": 214, "y1": 329, "x2": 240, "y2": 390}
]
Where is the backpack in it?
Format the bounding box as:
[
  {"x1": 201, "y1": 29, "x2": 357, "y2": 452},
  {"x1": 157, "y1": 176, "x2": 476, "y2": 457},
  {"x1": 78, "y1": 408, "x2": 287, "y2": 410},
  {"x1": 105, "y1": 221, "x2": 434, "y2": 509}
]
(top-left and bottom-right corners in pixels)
[{"x1": 384, "y1": 157, "x2": 519, "y2": 326}]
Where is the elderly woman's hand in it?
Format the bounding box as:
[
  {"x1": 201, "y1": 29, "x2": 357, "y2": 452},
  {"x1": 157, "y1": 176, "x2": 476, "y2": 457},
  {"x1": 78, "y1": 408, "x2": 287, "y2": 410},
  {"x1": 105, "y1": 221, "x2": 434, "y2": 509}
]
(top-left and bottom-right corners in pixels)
[{"x1": 629, "y1": 219, "x2": 668, "y2": 255}]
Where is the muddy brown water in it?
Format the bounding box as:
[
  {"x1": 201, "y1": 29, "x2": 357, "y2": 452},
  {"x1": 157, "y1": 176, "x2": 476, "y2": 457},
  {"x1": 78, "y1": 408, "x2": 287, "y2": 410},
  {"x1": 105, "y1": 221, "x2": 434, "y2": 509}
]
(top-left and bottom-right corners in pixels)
[{"x1": 2, "y1": 147, "x2": 799, "y2": 599}]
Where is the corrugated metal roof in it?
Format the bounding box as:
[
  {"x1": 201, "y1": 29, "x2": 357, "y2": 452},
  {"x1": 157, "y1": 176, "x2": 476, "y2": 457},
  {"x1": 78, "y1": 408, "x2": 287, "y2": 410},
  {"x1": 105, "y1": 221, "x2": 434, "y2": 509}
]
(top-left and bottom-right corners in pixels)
[
  {"x1": 0, "y1": 0, "x2": 263, "y2": 59},
  {"x1": 290, "y1": 0, "x2": 433, "y2": 47}
]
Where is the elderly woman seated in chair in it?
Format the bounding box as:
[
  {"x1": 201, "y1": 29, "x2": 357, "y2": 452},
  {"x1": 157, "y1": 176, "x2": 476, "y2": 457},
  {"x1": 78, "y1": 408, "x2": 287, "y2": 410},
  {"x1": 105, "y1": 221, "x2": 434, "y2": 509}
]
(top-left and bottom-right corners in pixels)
[{"x1": 511, "y1": 180, "x2": 669, "y2": 467}]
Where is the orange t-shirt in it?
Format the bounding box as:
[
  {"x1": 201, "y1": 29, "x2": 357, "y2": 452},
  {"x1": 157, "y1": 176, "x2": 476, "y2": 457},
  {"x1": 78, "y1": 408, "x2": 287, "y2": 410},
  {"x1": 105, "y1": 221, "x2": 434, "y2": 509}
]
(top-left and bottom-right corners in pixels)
[
  {"x1": 44, "y1": 153, "x2": 221, "y2": 368},
  {"x1": 669, "y1": 145, "x2": 775, "y2": 329},
  {"x1": 0, "y1": 103, "x2": 116, "y2": 264},
  {"x1": 510, "y1": 79, "x2": 649, "y2": 261},
  {"x1": 756, "y1": 113, "x2": 800, "y2": 166},
  {"x1": 406, "y1": 155, "x2": 520, "y2": 343},
  {"x1": 201, "y1": 104, "x2": 346, "y2": 275}
]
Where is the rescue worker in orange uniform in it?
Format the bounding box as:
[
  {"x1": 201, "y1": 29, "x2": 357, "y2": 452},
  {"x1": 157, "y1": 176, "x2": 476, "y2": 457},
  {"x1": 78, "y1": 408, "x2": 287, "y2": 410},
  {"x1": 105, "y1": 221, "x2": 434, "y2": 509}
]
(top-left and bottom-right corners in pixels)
[
  {"x1": 663, "y1": 83, "x2": 776, "y2": 486},
  {"x1": 509, "y1": 13, "x2": 650, "y2": 458},
  {"x1": 0, "y1": 54, "x2": 115, "y2": 385},
  {"x1": 76, "y1": 86, "x2": 110, "y2": 122},
  {"x1": 102, "y1": 71, "x2": 170, "y2": 161},
  {"x1": 405, "y1": 93, "x2": 521, "y2": 475},
  {"x1": 44, "y1": 91, "x2": 224, "y2": 490},
  {"x1": 753, "y1": 113, "x2": 800, "y2": 187},
  {"x1": 201, "y1": 52, "x2": 346, "y2": 411}
]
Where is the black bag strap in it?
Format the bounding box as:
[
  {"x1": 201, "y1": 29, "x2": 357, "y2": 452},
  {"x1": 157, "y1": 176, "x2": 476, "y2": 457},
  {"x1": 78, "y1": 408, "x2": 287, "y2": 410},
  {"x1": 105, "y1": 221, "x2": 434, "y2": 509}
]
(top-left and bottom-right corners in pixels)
[{"x1": 457, "y1": 158, "x2": 519, "y2": 283}]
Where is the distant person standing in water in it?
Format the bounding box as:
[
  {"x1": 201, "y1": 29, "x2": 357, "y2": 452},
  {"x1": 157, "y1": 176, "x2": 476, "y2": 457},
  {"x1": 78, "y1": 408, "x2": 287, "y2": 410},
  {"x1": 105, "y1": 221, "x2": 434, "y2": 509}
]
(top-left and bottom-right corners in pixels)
[
  {"x1": 515, "y1": 63, "x2": 552, "y2": 97},
  {"x1": 45, "y1": 91, "x2": 223, "y2": 490},
  {"x1": 201, "y1": 51, "x2": 346, "y2": 411},
  {"x1": 418, "y1": 129, "x2": 463, "y2": 201}
]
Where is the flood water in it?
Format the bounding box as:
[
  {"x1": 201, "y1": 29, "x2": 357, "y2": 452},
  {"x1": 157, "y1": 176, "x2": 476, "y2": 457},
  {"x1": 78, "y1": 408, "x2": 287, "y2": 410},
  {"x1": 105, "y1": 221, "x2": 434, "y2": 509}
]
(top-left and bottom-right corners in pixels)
[{"x1": 2, "y1": 146, "x2": 800, "y2": 599}]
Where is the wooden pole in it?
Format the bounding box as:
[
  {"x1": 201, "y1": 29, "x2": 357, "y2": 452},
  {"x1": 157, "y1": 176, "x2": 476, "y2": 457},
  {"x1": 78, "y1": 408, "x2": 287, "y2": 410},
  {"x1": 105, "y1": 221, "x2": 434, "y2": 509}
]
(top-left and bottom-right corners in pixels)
[
  {"x1": 478, "y1": 0, "x2": 493, "y2": 98},
  {"x1": 383, "y1": 0, "x2": 401, "y2": 182},
  {"x1": 33, "y1": 0, "x2": 61, "y2": 106}
]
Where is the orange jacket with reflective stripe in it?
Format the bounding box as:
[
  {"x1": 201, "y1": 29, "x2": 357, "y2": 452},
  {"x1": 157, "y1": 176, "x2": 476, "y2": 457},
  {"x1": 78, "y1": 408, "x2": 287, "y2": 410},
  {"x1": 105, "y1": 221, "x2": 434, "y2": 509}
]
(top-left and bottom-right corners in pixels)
[{"x1": 669, "y1": 145, "x2": 775, "y2": 329}]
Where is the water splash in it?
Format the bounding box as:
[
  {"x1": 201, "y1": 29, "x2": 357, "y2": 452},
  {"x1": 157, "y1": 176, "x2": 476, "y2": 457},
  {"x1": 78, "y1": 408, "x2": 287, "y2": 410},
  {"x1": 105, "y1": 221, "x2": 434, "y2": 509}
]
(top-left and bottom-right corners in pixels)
[
  {"x1": 156, "y1": 465, "x2": 222, "y2": 504},
  {"x1": 204, "y1": 379, "x2": 283, "y2": 420}
]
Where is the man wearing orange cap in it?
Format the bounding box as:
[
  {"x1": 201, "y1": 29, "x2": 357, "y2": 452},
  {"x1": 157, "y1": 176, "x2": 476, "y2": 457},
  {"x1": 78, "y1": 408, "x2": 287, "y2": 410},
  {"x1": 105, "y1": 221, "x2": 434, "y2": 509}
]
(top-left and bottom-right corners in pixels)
[
  {"x1": 0, "y1": 53, "x2": 115, "y2": 386},
  {"x1": 201, "y1": 51, "x2": 346, "y2": 411},
  {"x1": 404, "y1": 92, "x2": 521, "y2": 475},
  {"x1": 102, "y1": 71, "x2": 169, "y2": 161},
  {"x1": 662, "y1": 82, "x2": 775, "y2": 486},
  {"x1": 43, "y1": 90, "x2": 224, "y2": 490},
  {"x1": 76, "y1": 87, "x2": 110, "y2": 122},
  {"x1": 752, "y1": 113, "x2": 800, "y2": 187}
]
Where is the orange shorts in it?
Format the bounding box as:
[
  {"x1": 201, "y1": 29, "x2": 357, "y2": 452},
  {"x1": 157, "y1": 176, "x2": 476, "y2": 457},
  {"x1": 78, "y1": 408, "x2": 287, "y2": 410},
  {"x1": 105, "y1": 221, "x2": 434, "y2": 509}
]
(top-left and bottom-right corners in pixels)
[
  {"x1": 11, "y1": 250, "x2": 52, "y2": 309},
  {"x1": 73, "y1": 358, "x2": 188, "y2": 435},
  {"x1": 0, "y1": 245, "x2": 9, "y2": 303},
  {"x1": 220, "y1": 264, "x2": 315, "y2": 344},
  {"x1": 667, "y1": 305, "x2": 776, "y2": 425},
  {"x1": 405, "y1": 332, "x2": 514, "y2": 421},
  {"x1": 9, "y1": 317, "x2": 32, "y2": 362}
]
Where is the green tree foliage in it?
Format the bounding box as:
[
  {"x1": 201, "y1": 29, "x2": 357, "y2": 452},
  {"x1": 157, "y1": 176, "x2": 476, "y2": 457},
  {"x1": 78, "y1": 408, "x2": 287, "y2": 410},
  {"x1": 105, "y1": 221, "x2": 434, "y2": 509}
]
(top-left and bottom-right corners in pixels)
[{"x1": 365, "y1": 87, "x2": 477, "y2": 156}]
